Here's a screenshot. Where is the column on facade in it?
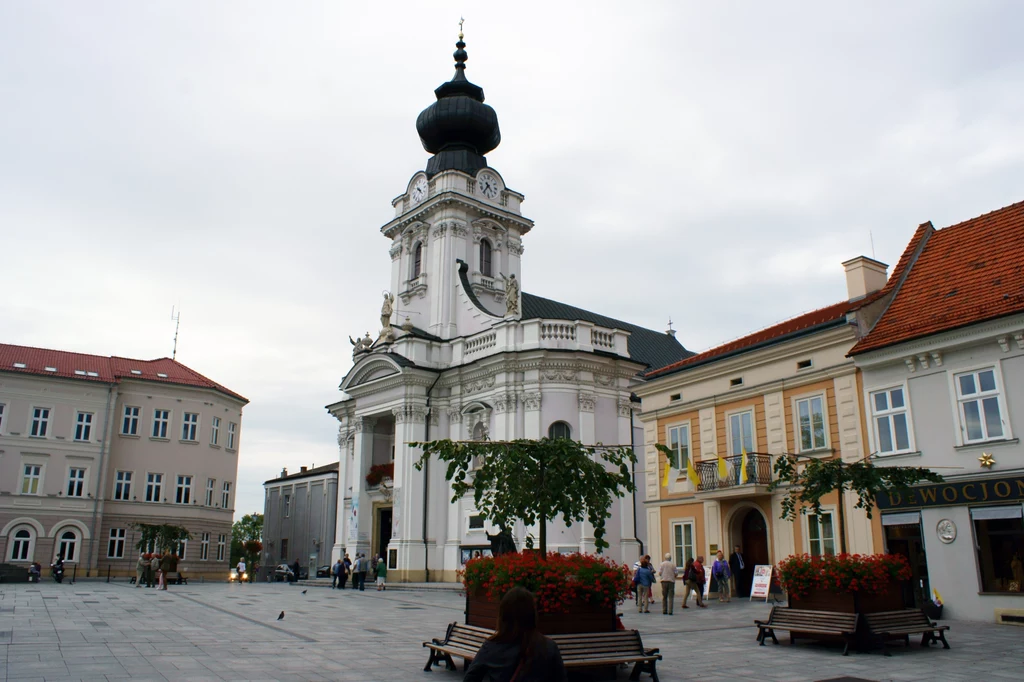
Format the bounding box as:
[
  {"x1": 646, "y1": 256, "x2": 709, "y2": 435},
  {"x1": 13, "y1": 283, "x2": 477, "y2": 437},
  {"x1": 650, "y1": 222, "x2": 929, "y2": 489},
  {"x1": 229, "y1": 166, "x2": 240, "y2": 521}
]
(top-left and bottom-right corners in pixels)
[
  {"x1": 577, "y1": 392, "x2": 598, "y2": 554},
  {"x1": 519, "y1": 391, "x2": 543, "y2": 550},
  {"x1": 617, "y1": 398, "x2": 641, "y2": 565},
  {"x1": 762, "y1": 390, "x2": 794, "y2": 563},
  {"x1": 345, "y1": 417, "x2": 375, "y2": 559},
  {"x1": 834, "y1": 373, "x2": 874, "y2": 554},
  {"x1": 332, "y1": 424, "x2": 351, "y2": 561},
  {"x1": 443, "y1": 405, "x2": 464, "y2": 579},
  {"x1": 492, "y1": 390, "x2": 517, "y2": 441},
  {"x1": 391, "y1": 403, "x2": 429, "y2": 581}
]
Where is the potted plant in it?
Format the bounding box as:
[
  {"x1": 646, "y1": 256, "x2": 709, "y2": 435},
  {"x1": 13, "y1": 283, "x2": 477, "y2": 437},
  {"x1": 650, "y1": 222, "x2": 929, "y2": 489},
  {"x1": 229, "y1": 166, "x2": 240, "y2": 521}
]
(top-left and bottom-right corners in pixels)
[
  {"x1": 366, "y1": 462, "x2": 394, "y2": 488},
  {"x1": 462, "y1": 551, "x2": 631, "y2": 634},
  {"x1": 778, "y1": 553, "x2": 912, "y2": 613}
]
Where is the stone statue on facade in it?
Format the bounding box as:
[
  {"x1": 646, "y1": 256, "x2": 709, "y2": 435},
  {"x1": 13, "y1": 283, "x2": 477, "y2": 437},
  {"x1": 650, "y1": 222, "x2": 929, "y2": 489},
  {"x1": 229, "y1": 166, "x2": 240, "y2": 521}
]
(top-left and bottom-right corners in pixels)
[
  {"x1": 380, "y1": 291, "x2": 395, "y2": 330},
  {"x1": 349, "y1": 332, "x2": 374, "y2": 356},
  {"x1": 499, "y1": 273, "x2": 520, "y2": 317},
  {"x1": 486, "y1": 525, "x2": 517, "y2": 556}
]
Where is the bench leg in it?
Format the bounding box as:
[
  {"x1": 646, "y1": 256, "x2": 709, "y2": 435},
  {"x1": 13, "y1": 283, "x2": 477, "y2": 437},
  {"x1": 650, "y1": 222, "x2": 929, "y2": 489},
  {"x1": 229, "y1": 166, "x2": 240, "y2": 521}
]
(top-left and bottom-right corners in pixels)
[
  {"x1": 648, "y1": 660, "x2": 660, "y2": 682},
  {"x1": 423, "y1": 650, "x2": 437, "y2": 672},
  {"x1": 937, "y1": 631, "x2": 950, "y2": 650},
  {"x1": 628, "y1": 662, "x2": 643, "y2": 681},
  {"x1": 758, "y1": 627, "x2": 766, "y2": 646},
  {"x1": 842, "y1": 637, "x2": 850, "y2": 656}
]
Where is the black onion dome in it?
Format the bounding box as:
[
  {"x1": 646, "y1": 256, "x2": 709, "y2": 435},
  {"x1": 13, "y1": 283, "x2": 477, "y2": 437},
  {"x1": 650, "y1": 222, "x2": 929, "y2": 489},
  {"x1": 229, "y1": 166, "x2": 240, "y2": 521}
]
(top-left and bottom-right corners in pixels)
[{"x1": 416, "y1": 35, "x2": 501, "y2": 178}]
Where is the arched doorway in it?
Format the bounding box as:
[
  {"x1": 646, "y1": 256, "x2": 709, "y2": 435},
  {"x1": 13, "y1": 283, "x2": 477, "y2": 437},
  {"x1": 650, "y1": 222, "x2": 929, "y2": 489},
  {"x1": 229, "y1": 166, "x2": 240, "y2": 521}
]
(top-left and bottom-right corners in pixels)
[{"x1": 731, "y1": 506, "x2": 770, "y2": 597}]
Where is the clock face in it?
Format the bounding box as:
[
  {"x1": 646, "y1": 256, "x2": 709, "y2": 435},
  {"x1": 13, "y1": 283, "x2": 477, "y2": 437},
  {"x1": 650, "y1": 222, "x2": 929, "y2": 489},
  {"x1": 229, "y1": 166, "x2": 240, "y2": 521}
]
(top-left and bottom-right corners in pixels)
[
  {"x1": 411, "y1": 177, "x2": 428, "y2": 204},
  {"x1": 478, "y1": 172, "x2": 500, "y2": 200}
]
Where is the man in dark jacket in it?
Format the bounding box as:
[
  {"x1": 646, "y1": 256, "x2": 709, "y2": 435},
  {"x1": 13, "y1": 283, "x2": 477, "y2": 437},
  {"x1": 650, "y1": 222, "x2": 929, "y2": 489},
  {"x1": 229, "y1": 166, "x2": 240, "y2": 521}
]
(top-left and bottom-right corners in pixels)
[
  {"x1": 159, "y1": 552, "x2": 173, "y2": 590},
  {"x1": 291, "y1": 559, "x2": 301, "y2": 583},
  {"x1": 730, "y1": 545, "x2": 749, "y2": 597}
]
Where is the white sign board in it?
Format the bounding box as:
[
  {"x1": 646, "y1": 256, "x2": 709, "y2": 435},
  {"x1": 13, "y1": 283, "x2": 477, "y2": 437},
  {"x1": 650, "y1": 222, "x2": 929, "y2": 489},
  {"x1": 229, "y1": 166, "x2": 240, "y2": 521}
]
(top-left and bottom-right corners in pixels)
[{"x1": 750, "y1": 564, "x2": 772, "y2": 602}]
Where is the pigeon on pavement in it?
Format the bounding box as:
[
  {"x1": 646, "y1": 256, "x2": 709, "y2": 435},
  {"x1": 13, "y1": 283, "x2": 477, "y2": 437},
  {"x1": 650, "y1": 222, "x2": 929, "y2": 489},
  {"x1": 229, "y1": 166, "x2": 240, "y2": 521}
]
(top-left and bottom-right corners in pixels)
[
  {"x1": 277, "y1": 611, "x2": 285, "y2": 621},
  {"x1": 301, "y1": 589, "x2": 307, "y2": 594}
]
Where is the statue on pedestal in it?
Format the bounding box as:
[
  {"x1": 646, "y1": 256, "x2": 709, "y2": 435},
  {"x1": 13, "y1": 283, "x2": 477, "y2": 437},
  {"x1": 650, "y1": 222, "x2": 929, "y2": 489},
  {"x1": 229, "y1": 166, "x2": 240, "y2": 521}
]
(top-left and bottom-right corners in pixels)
[
  {"x1": 499, "y1": 273, "x2": 520, "y2": 317},
  {"x1": 486, "y1": 525, "x2": 517, "y2": 556}
]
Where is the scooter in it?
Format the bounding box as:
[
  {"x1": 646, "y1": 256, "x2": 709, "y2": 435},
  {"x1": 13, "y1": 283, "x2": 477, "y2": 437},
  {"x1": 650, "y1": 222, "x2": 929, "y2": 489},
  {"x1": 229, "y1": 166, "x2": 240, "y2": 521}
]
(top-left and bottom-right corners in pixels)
[{"x1": 50, "y1": 562, "x2": 65, "y2": 583}]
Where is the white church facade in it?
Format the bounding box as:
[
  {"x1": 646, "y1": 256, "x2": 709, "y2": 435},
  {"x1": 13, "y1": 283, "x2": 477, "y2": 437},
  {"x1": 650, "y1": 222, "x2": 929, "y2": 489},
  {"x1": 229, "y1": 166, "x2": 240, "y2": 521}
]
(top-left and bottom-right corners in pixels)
[{"x1": 327, "y1": 33, "x2": 691, "y2": 582}]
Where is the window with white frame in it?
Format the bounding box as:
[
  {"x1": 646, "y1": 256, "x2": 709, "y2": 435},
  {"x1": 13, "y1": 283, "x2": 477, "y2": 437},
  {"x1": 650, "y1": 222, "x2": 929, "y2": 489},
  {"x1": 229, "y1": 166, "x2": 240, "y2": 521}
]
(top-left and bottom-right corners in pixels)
[
  {"x1": 411, "y1": 242, "x2": 423, "y2": 279},
  {"x1": 666, "y1": 423, "x2": 690, "y2": 472},
  {"x1": 57, "y1": 529, "x2": 79, "y2": 562},
  {"x1": 807, "y1": 511, "x2": 836, "y2": 556},
  {"x1": 870, "y1": 387, "x2": 912, "y2": 454},
  {"x1": 728, "y1": 410, "x2": 754, "y2": 456},
  {"x1": 145, "y1": 473, "x2": 163, "y2": 502},
  {"x1": 283, "y1": 493, "x2": 291, "y2": 517},
  {"x1": 74, "y1": 412, "x2": 93, "y2": 441},
  {"x1": 182, "y1": 412, "x2": 199, "y2": 441},
  {"x1": 227, "y1": 422, "x2": 237, "y2": 449},
  {"x1": 671, "y1": 521, "x2": 695, "y2": 567},
  {"x1": 217, "y1": 534, "x2": 226, "y2": 561},
  {"x1": 113, "y1": 471, "x2": 132, "y2": 500},
  {"x1": 66, "y1": 468, "x2": 86, "y2": 497},
  {"x1": 206, "y1": 478, "x2": 215, "y2": 506},
  {"x1": 122, "y1": 406, "x2": 140, "y2": 435},
  {"x1": 955, "y1": 368, "x2": 1006, "y2": 443},
  {"x1": 30, "y1": 407, "x2": 50, "y2": 437},
  {"x1": 221, "y1": 481, "x2": 231, "y2": 508},
  {"x1": 107, "y1": 528, "x2": 126, "y2": 558},
  {"x1": 480, "y1": 238, "x2": 493, "y2": 278},
  {"x1": 0, "y1": 402, "x2": 6, "y2": 433},
  {"x1": 175, "y1": 540, "x2": 187, "y2": 560},
  {"x1": 152, "y1": 409, "x2": 170, "y2": 438},
  {"x1": 200, "y1": 532, "x2": 210, "y2": 560},
  {"x1": 211, "y1": 416, "x2": 220, "y2": 445},
  {"x1": 795, "y1": 395, "x2": 827, "y2": 451},
  {"x1": 175, "y1": 475, "x2": 192, "y2": 504},
  {"x1": 21, "y1": 464, "x2": 42, "y2": 495},
  {"x1": 9, "y1": 528, "x2": 34, "y2": 561}
]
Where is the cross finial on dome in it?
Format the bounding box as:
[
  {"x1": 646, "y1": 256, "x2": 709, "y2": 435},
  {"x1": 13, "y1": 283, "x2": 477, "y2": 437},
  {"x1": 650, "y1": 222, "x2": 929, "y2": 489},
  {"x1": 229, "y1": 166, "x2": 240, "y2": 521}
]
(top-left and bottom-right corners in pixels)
[
  {"x1": 453, "y1": 18, "x2": 468, "y2": 79},
  {"x1": 458, "y1": 17, "x2": 464, "y2": 40}
]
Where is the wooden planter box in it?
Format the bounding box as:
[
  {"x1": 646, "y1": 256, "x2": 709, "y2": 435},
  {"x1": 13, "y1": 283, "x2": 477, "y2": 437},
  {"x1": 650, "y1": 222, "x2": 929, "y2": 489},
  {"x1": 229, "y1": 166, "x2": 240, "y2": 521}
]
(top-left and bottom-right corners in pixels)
[{"x1": 466, "y1": 592, "x2": 616, "y2": 635}]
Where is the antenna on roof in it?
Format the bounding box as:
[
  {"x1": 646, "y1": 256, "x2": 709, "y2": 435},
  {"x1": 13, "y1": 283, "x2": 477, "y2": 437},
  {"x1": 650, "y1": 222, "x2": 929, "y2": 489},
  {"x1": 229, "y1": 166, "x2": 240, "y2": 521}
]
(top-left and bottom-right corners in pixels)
[
  {"x1": 170, "y1": 306, "x2": 181, "y2": 360},
  {"x1": 869, "y1": 230, "x2": 876, "y2": 260},
  {"x1": 666, "y1": 318, "x2": 676, "y2": 338}
]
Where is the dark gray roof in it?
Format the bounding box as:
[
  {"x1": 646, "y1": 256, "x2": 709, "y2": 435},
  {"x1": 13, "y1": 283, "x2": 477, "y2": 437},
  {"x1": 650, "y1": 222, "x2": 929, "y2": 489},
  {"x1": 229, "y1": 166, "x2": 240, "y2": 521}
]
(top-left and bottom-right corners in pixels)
[
  {"x1": 264, "y1": 462, "x2": 339, "y2": 485},
  {"x1": 521, "y1": 293, "x2": 693, "y2": 370}
]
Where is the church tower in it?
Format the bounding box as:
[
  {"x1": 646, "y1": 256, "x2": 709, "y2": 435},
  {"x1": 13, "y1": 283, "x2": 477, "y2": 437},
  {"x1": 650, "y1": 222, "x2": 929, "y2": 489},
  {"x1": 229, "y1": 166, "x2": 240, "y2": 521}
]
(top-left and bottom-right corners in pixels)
[{"x1": 381, "y1": 29, "x2": 532, "y2": 340}]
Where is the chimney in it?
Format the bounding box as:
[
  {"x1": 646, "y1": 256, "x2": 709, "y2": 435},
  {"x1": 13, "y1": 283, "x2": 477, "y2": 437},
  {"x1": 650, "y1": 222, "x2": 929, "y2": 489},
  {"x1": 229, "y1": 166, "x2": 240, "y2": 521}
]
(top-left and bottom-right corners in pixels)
[
  {"x1": 300, "y1": 466, "x2": 308, "y2": 473},
  {"x1": 842, "y1": 256, "x2": 888, "y2": 301},
  {"x1": 281, "y1": 467, "x2": 288, "y2": 477}
]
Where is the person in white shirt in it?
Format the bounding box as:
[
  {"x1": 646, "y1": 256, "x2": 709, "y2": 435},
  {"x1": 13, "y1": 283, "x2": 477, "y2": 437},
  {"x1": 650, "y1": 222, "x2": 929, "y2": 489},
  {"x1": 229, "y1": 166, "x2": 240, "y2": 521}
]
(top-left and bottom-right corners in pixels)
[
  {"x1": 236, "y1": 558, "x2": 246, "y2": 584},
  {"x1": 657, "y1": 554, "x2": 678, "y2": 615}
]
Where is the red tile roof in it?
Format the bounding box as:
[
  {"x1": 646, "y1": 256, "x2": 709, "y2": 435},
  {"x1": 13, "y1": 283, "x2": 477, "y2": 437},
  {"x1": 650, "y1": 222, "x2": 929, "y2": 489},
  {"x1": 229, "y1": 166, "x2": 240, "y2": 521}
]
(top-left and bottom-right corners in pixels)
[
  {"x1": 850, "y1": 199, "x2": 1024, "y2": 355},
  {"x1": 0, "y1": 343, "x2": 248, "y2": 403},
  {"x1": 645, "y1": 300, "x2": 854, "y2": 378}
]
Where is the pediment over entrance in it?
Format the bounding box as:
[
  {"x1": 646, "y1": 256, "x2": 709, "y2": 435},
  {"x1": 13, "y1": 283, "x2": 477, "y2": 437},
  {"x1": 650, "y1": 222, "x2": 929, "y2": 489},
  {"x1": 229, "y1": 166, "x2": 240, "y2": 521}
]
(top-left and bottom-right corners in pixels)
[{"x1": 341, "y1": 354, "x2": 406, "y2": 391}]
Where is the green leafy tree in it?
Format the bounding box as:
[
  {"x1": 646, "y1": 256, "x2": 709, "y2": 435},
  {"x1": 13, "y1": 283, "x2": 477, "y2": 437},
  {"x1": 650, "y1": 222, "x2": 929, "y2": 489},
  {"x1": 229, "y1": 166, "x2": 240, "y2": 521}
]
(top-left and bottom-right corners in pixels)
[
  {"x1": 413, "y1": 438, "x2": 636, "y2": 555},
  {"x1": 769, "y1": 454, "x2": 943, "y2": 553},
  {"x1": 230, "y1": 513, "x2": 263, "y2": 566},
  {"x1": 131, "y1": 523, "x2": 191, "y2": 554}
]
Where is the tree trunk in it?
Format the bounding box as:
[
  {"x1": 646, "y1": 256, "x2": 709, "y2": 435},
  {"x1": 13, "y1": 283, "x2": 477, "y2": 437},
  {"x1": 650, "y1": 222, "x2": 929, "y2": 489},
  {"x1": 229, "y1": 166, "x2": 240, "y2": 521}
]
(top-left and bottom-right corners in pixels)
[{"x1": 837, "y1": 485, "x2": 848, "y2": 554}]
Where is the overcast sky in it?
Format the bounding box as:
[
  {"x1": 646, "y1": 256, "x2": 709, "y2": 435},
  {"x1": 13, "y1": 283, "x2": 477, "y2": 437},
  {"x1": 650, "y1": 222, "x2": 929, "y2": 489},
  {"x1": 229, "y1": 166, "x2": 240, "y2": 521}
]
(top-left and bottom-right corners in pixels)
[{"x1": 2, "y1": 1, "x2": 1022, "y2": 520}]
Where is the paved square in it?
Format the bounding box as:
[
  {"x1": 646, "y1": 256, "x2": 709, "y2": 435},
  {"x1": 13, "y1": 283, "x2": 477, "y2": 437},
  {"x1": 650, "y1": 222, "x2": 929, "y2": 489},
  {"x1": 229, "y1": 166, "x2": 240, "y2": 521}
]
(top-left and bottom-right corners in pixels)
[{"x1": 1, "y1": 581, "x2": 1021, "y2": 681}]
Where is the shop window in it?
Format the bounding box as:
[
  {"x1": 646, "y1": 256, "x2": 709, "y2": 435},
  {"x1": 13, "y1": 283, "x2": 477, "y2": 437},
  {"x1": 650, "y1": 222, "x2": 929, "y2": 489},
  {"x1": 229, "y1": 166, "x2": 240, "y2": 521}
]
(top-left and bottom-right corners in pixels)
[{"x1": 971, "y1": 506, "x2": 1024, "y2": 593}]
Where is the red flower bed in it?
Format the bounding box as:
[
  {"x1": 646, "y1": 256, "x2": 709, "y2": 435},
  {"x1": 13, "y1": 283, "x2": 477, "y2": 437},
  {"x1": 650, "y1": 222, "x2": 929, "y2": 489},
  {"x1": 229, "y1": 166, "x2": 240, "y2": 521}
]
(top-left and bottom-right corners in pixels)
[
  {"x1": 462, "y1": 552, "x2": 632, "y2": 614},
  {"x1": 366, "y1": 462, "x2": 394, "y2": 487},
  {"x1": 778, "y1": 553, "x2": 912, "y2": 599}
]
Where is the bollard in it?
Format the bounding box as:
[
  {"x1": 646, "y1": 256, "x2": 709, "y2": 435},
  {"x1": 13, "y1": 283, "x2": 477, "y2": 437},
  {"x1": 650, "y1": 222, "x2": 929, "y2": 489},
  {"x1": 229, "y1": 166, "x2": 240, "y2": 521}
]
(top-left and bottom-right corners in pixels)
[
  {"x1": 106, "y1": 565, "x2": 111, "y2": 583},
  {"x1": 71, "y1": 565, "x2": 77, "y2": 584}
]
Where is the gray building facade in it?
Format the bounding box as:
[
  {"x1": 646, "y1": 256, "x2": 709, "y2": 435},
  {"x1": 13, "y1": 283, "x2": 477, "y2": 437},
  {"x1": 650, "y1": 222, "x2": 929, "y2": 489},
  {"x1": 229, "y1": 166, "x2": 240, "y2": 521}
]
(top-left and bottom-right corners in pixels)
[{"x1": 262, "y1": 463, "x2": 338, "y2": 581}]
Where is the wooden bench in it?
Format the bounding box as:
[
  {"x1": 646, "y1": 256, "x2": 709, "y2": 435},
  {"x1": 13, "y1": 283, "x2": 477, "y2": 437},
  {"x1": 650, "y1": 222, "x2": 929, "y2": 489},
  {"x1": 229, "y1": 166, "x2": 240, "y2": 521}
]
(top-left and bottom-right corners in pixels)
[
  {"x1": 755, "y1": 607, "x2": 860, "y2": 656},
  {"x1": 863, "y1": 609, "x2": 950, "y2": 655},
  {"x1": 423, "y1": 623, "x2": 662, "y2": 680}
]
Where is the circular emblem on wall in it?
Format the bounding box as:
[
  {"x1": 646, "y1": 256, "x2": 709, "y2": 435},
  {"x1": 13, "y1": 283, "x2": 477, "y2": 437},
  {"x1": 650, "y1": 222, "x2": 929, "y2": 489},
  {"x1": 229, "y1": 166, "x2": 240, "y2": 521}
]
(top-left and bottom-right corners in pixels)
[{"x1": 937, "y1": 519, "x2": 957, "y2": 544}]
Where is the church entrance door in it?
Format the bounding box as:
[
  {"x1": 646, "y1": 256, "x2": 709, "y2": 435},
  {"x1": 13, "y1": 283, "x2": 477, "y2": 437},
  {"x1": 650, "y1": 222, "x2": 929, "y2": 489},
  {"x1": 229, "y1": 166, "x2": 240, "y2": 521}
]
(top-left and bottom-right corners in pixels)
[
  {"x1": 375, "y1": 507, "x2": 393, "y2": 562},
  {"x1": 736, "y1": 507, "x2": 769, "y2": 597}
]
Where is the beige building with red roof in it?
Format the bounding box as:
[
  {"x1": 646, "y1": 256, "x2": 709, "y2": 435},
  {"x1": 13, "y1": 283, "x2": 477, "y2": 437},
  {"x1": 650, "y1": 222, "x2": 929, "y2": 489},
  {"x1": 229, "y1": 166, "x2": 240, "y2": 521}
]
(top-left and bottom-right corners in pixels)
[
  {"x1": 633, "y1": 256, "x2": 891, "y2": 599},
  {"x1": 0, "y1": 343, "x2": 247, "y2": 580},
  {"x1": 850, "y1": 200, "x2": 1024, "y2": 622}
]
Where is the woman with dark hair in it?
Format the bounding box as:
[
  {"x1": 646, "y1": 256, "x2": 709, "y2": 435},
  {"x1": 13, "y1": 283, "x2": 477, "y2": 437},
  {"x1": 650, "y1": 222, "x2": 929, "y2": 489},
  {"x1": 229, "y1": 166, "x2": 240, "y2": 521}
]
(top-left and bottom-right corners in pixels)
[{"x1": 464, "y1": 587, "x2": 566, "y2": 682}]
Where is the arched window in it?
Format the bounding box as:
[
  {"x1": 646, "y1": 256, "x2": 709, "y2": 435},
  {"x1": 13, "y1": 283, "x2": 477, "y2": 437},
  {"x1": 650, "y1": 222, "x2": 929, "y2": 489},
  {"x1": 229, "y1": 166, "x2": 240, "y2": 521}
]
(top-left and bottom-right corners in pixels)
[
  {"x1": 58, "y1": 529, "x2": 79, "y2": 562},
  {"x1": 548, "y1": 421, "x2": 572, "y2": 440},
  {"x1": 412, "y1": 242, "x2": 423, "y2": 279},
  {"x1": 10, "y1": 528, "x2": 32, "y2": 561},
  {"x1": 480, "y1": 239, "x2": 493, "y2": 278}
]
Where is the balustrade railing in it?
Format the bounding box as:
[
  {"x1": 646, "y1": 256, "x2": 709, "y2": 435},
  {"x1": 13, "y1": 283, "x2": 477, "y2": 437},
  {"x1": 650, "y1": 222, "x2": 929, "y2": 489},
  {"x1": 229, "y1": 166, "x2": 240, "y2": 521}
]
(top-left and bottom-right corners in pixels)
[
  {"x1": 694, "y1": 453, "x2": 772, "y2": 491},
  {"x1": 540, "y1": 322, "x2": 577, "y2": 341},
  {"x1": 465, "y1": 331, "x2": 497, "y2": 355}
]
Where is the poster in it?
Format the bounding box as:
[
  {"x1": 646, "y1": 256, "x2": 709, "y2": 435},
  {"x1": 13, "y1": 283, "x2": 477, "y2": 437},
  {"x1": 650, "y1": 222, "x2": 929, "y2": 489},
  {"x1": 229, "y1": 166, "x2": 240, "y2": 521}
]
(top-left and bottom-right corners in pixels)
[
  {"x1": 348, "y1": 498, "x2": 359, "y2": 541},
  {"x1": 392, "y1": 487, "x2": 401, "y2": 539},
  {"x1": 750, "y1": 564, "x2": 772, "y2": 601}
]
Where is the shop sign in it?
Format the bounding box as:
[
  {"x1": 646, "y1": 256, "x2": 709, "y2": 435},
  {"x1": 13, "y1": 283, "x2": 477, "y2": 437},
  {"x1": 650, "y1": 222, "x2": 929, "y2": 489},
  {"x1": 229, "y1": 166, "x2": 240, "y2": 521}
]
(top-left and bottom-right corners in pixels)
[{"x1": 877, "y1": 475, "x2": 1024, "y2": 510}]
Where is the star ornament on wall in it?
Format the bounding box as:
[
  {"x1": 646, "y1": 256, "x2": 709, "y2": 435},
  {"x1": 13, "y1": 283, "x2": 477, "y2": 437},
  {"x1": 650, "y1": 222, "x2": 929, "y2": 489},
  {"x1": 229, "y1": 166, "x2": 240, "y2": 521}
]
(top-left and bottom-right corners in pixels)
[{"x1": 978, "y1": 452, "x2": 996, "y2": 469}]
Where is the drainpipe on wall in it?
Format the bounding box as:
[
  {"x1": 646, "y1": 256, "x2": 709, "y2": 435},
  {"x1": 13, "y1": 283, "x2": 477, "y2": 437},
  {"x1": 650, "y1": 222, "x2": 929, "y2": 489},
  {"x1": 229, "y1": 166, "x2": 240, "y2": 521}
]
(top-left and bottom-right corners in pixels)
[
  {"x1": 85, "y1": 384, "x2": 116, "y2": 576},
  {"x1": 421, "y1": 372, "x2": 442, "y2": 583},
  {"x1": 629, "y1": 407, "x2": 644, "y2": 558}
]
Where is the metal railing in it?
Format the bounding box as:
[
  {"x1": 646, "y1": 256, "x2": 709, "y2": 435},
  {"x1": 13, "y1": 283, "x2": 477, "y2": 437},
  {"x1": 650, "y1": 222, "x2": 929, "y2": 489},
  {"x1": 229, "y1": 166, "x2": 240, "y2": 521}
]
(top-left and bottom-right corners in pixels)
[{"x1": 694, "y1": 453, "x2": 772, "y2": 491}]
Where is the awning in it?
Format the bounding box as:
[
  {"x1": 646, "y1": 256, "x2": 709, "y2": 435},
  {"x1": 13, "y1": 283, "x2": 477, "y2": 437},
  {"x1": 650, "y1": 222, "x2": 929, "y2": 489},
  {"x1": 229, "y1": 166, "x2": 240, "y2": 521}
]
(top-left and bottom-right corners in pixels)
[
  {"x1": 882, "y1": 511, "x2": 921, "y2": 526},
  {"x1": 970, "y1": 506, "x2": 1023, "y2": 520}
]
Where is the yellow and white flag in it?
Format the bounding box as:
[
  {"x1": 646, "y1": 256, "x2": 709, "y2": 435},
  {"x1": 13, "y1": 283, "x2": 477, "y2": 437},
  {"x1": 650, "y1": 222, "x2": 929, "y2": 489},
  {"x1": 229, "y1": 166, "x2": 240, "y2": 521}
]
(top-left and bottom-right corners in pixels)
[
  {"x1": 741, "y1": 447, "x2": 749, "y2": 484},
  {"x1": 717, "y1": 455, "x2": 728, "y2": 481},
  {"x1": 686, "y1": 457, "x2": 700, "y2": 487}
]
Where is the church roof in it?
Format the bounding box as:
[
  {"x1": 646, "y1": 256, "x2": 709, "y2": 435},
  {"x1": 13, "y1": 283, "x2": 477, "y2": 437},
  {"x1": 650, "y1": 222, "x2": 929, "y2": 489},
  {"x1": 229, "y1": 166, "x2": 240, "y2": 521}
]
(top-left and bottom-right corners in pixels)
[{"x1": 521, "y1": 293, "x2": 693, "y2": 370}]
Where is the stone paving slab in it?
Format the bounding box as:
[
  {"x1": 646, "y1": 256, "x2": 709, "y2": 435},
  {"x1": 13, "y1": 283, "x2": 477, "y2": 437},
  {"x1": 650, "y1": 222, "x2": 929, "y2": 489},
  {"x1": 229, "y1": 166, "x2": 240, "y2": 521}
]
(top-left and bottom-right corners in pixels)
[{"x1": 2, "y1": 582, "x2": 1022, "y2": 681}]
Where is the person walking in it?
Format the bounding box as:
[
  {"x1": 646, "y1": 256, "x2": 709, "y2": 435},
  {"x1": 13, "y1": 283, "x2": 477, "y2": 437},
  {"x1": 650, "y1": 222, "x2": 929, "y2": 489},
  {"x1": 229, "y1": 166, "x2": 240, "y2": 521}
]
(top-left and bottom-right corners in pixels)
[
  {"x1": 135, "y1": 554, "x2": 147, "y2": 588},
  {"x1": 658, "y1": 553, "x2": 677, "y2": 615},
  {"x1": 634, "y1": 559, "x2": 655, "y2": 614},
  {"x1": 357, "y1": 554, "x2": 367, "y2": 591},
  {"x1": 712, "y1": 550, "x2": 732, "y2": 603},
  {"x1": 375, "y1": 556, "x2": 387, "y2": 591},
  {"x1": 692, "y1": 556, "x2": 707, "y2": 608},
  {"x1": 291, "y1": 558, "x2": 301, "y2": 583},
  {"x1": 159, "y1": 551, "x2": 173, "y2": 590},
  {"x1": 236, "y1": 557, "x2": 246, "y2": 584},
  {"x1": 463, "y1": 587, "x2": 566, "y2": 682},
  {"x1": 339, "y1": 555, "x2": 350, "y2": 589},
  {"x1": 332, "y1": 559, "x2": 343, "y2": 589}
]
